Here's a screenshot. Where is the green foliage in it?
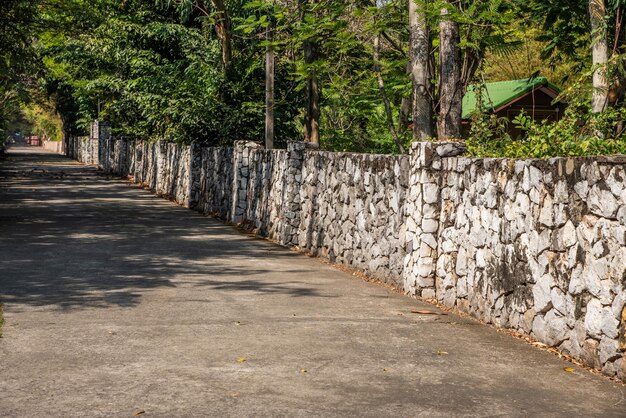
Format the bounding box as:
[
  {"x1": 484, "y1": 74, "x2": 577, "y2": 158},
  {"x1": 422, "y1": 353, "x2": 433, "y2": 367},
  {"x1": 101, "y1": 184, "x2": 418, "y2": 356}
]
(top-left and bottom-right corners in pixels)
[
  {"x1": 513, "y1": 107, "x2": 626, "y2": 157},
  {"x1": 0, "y1": 0, "x2": 40, "y2": 141},
  {"x1": 467, "y1": 105, "x2": 626, "y2": 158},
  {"x1": 2, "y1": 0, "x2": 625, "y2": 158},
  {"x1": 464, "y1": 112, "x2": 513, "y2": 158},
  {"x1": 468, "y1": 57, "x2": 626, "y2": 159},
  {"x1": 34, "y1": 0, "x2": 305, "y2": 144},
  {"x1": 512, "y1": 111, "x2": 532, "y2": 131},
  {"x1": 22, "y1": 103, "x2": 64, "y2": 141},
  {"x1": 519, "y1": 0, "x2": 590, "y2": 71}
]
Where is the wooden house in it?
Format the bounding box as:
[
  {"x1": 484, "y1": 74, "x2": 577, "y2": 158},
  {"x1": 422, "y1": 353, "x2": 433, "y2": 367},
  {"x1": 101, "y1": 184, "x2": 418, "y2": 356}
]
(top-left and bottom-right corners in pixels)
[{"x1": 462, "y1": 77, "x2": 566, "y2": 137}]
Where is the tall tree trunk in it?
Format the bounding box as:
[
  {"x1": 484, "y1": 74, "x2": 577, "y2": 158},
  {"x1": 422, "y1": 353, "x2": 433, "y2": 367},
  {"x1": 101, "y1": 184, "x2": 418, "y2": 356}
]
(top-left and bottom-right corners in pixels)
[
  {"x1": 265, "y1": 22, "x2": 275, "y2": 150},
  {"x1": 303, "y1": 25, "x2": 320, "y2": 144},
  {"x1": 409, "y1": 0, "x2": 433, "y2": 140},
  {"x1": 374, "y1": 34, "x2": 404, "y2": 154},
  {"x1": 398, "y1": 61, "x2": 412, "y2": 136},
  {"x1": 208, "y1": 0, "x2": 232, "y2": 68},
  {"x1": 398, "y1": 96, "x2": 411, "y2": 135},
  {"x1": 589, "y1": 0, "x2": 608, "y2": 113},
  {"x1": 306, "y1": 62, "x2": 320, "y2": 145},
  {"x1": 299, "y1": 0, "x2": 320, "y2": 145},
  {"x1": 437, "y1": 5, "x2": 462, "y2": 140}
]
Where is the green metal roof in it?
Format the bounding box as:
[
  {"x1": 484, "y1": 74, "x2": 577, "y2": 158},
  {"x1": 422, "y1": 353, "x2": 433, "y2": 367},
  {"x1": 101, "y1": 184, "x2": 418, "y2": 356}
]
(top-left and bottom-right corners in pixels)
[{"x1": 462, "y1": 77, "x2": 562, "y2": 119}]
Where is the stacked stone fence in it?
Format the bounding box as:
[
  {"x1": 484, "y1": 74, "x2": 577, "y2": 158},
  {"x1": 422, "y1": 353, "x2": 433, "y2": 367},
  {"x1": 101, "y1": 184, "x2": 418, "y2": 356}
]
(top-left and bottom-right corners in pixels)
[
  {"x1": 67, "y1": 132, "x2": 626, "y2": 381},
  {"x1": 67, "y1": 136, "x2": 98, "y2": 164},
  {"x1": 41, "y1": 140, "x2": 65, "y2": 154}
]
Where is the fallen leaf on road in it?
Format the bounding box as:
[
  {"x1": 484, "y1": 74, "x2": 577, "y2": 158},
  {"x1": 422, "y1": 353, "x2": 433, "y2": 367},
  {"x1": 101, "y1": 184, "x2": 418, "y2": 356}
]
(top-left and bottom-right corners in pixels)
[
  {"x1": 133, "y1": 410, "x2": 145, "y2": 416},
  {"x1": 411, "y1": 309, "x2": 447, "y2": 315},
  {"x1": 237, "y1": 358, "x2": 247, "y2": 363},
  {"x1": 437, "y1": 351, "x2": 449, "y2": 355},
  {"x1": 300, "y1": 369, "x2": 307, "y2": 373},
  {"x1": 383, "y1": 368, "x2": 389, "y2": 372},
  {"x1": 563, "y1": 367, "x2": 574, "y2": 373}
]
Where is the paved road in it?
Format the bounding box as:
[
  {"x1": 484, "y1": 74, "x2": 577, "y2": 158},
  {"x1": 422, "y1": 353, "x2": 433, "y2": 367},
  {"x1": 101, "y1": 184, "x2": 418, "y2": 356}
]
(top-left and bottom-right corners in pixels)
[{"x1": 0, "y1": 145, "x2": 624, "y2": 417}]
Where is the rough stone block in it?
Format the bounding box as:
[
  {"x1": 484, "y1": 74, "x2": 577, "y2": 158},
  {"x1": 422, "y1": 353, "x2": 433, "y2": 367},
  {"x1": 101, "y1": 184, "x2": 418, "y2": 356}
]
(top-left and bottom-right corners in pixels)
[
  {"x1": 585, "y1": 298, "x2": 605, "y2": 339},
  {"x1": 532, "y1": 274, "x2": 553, "y2": 313},
  {"x1": 589, "y1": 187, "x2": 619, "y2": 218},
  {"x1": 599, "y1": 336, "x2": 622, "y2": 365},
  {"x1": 581, "y1": 339, "x2": 602, "y2": 369}
]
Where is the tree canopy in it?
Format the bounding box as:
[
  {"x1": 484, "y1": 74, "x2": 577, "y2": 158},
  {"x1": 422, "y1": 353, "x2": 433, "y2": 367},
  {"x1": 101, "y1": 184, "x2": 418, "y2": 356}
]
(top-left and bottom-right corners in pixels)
[{"x1": 2, "y1": 0, "x2": 626, "y2": 156}]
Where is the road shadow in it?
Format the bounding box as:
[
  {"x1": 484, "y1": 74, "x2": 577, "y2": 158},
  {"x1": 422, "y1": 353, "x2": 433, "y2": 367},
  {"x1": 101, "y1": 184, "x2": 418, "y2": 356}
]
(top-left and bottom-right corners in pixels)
[{"x1": 0, "y1": 147, "x2": 329, "y2": 311}]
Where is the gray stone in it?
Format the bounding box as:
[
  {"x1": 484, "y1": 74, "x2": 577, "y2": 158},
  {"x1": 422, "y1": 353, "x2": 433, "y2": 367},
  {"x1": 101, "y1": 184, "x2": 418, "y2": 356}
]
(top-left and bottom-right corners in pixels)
[
  {"x1": 568, "y1": 265, "x2": 585, "y2": 295},
  {"x1": 422, "y1": 218, "x2": 438, "y2": 234},
  {"x1": 581, "y1": 339, "x2": 602, "y2": 369},
  {"x1": 532, "y1": 310, "x2": 568, "y2": 346},
  {"x1": 618, "y1": 358, "x2": 626, "y2": 381},
  {"x1": 589, "y1": 187, "x2": 619, "y2": 218},
  {"x1": 539, "y1": 195, "x2": 553, "y2": 227},
  {"x1": 435, "y1": 142, "x2": 466, "y2": 157},
  {"x1": 599, "y1": 336, "x2": 622, "y2": 365},
  {"x1": 601, "y1": 306, "x2": 620, "y2": 339},
  {"x1": 533, "y1": 274, "x2": 553, "y2": 313},
  {"x1": 574, "y1": 180, "x2": 589, "y2": 199},
  {"x1": 551, "y1": 287, "x2": 567, "y2": 315},
  {"x1": 416, "y1": 257, "x2": 434, "y2": 278},
  {"x1": 423, "y1": 183, "x2": 439, "y2": 204},
  {"x1": 538, "y1": 309, "x2": 569, "y2": 346},
  {"x1": 585, "y1": 298, "x2": 604, "y2": 339},
  {"x1": 455, "y1": 247, "x2": 467, "y2": 276}
]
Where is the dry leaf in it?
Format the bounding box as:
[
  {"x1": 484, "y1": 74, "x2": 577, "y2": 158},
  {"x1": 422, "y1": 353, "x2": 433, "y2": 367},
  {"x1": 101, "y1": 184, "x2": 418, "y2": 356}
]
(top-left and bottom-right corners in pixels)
[
  {"x1": 299, "y1": 369, "x2": 307, "y2": 373},
  {"x1": 237, "y1": 358, "x2": 247, "y2": 363},
  {"x1": 563, "y1": 367, "x2": 574, "y2": 373},
  {"x1": 383, "y1": 368, "x2": 389, "y2": 372},
  {"x1": 133, "y1": 410, "x2": 145, "y2": 416},
  {"x1": 531, "y1": 342, "x2": 548, "y2": 348},
  {"x1": 411, "y1": 309, "x2": 447, "y2": 315},
  {"x1": 437, "y1": 351, "x2": 449, "y2": 355}
]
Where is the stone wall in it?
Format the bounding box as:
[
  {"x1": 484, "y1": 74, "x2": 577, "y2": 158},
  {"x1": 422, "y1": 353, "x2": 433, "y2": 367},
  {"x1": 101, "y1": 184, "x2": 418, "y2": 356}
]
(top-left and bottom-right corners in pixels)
[
  {"x1": 42, "y1": 140, "x2": 64, "y2": 154},
  {"x1": 155, "y1": 142, "x2": 193, "y2": 207},
  {"x1": 233, "y1": 142, "x2": 291, "y2": 240},
  {"x1": 134, "y1": 141, "x2": 159, "y2": 190},
  {"x1": 67, "y1": 136, "x2": 98, "y2": 164},
  {"x1": 298, "y1": 151, "x2": 409, "y2": 285},
  {"x1": 198, "y1": 146, "x2": 234, "y2": 219},
  {"x1": 68, "y1": 135, "x2": 626, "y2": 381},
  {"x1": 427, "y1": 152, "x2": 626, "y2": 378}
]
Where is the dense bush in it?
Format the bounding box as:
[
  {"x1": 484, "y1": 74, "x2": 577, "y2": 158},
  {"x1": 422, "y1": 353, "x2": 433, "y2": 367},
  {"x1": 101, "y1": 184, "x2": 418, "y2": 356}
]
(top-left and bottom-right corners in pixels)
[{"x1": 466, "y1": 103, "x2": 626, "y2": 159}]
